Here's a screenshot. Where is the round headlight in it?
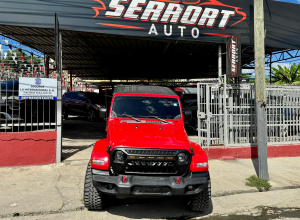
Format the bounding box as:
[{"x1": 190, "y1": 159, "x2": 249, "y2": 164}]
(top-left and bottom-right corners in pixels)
[
  {"x1": 178, "y1": 153, "x2": 188, "y2": 163},
  {"x1": 114, "y1": 151, "x2": 124, "y2": 162}
]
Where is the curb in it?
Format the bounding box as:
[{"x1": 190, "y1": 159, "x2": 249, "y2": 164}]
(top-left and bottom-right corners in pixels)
[
  {"x1": 204, "y1": 145, "x2": 300, "y2": 160},
  {"x1": 211, "y1": 185, "x2": 300, "y2": 197}
]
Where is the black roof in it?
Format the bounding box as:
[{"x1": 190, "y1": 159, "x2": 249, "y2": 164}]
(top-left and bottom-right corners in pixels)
[{"x1": 114, "y1": 85, "x2": 177, "y2": 96}]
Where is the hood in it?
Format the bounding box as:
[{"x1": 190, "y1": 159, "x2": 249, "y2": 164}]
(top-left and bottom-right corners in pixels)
[{"x1": 108, "y1": 120, "x2": 190, "y2": 151}]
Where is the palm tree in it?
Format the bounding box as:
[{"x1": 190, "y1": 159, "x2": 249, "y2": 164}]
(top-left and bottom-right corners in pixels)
[{"x1": 271, "y1": 63, "x2": 300, "y2": 84}]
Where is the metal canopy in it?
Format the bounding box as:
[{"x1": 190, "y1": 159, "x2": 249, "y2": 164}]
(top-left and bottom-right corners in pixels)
[
  {"x1": 0, "y1": 25, "x2": 282, "y2": 80},
  {"x1": 0, "y1": 0, "x2": 299, "y2": 80}
]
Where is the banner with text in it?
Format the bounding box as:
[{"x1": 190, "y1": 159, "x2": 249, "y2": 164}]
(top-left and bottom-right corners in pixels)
[
  {"x1": 0, "y1": 1, "x2": 300, "y2": 49},
  {"x1": 226, "y1": 33, "x2": 241, "y2": 78},
  {"x1": 19, "y1": 77, "x2": 57, "y2": 100}
]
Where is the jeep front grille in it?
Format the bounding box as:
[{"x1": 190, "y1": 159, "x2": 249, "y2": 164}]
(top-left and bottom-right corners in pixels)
[
  {"x1": 125, "y1": 149, "x2": 177, "y2": 155},
  {"x1": 110, "y1": 148, "x2": 191, "y2": 176},
  {"x1": 125, "y1": 161, "x2": 177, "y2": 174}
]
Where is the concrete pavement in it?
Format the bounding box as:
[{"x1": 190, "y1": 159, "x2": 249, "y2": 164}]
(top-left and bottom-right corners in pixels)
[
  {"x1": 0, "y1": 152, "x2": 299, "y2": 219},
  {"x1": 1, "y1": 189, "x2": 299, "y2": 219},
  {"x1": 1, "y1": 118, "x2": 299, "y2": 219}
]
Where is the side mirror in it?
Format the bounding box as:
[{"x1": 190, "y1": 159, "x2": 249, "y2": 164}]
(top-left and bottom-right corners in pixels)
[{"x1": 183, "y1": 111, "x2": 192, "y2": 121}]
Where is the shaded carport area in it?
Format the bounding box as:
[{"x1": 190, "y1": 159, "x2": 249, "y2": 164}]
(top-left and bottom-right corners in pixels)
[
  {"x1": 0, "y1": 25, "x2": 263, "y2": 160},
  {"x1": 0, "y1": 0, "x2": 299, "y2": 81},
  {"x1": 0, "y1": 25, "x2": 274, "y2": 81},
  {"x1": 1, "y1": 0, "x2": 300, "y2": 162}
]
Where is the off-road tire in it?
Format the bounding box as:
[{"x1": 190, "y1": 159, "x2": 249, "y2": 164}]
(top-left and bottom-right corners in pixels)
[
  {"x1": 189, "y1": 182, "x2": 211, "y2": 212},
  {"x1": 84, "y1": 161, "x2": 103, "y2": 210}
]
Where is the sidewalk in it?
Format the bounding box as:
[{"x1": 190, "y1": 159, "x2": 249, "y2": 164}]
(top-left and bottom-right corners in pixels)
[{"x1": 0, "y1": 143, "x2": 299, "y2": 218}]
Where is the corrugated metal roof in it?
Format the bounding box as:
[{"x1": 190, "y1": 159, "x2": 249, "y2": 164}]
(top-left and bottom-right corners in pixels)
[{"x1": 0, "y1": 25, "x2": 281, "y2": 80}]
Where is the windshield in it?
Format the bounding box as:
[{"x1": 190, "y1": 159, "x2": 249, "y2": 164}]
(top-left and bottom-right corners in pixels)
[{"x1": 111, "y1": 96, "x2": 181, "y2": 119}]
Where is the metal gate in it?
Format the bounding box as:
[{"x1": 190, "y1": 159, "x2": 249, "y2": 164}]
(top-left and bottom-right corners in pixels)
[
  {"x1": 0, "y1": 77, "x2": 58, "y2": 132},
  {"x1": 197, "y1": 83, "x2": 225, "y2": 148},
  {"x1": 197, "y1": 82, "x2": 300, "y2": 148},
  {"x1": 0, "y1": 30, "x2": 62, "y2": 164}
]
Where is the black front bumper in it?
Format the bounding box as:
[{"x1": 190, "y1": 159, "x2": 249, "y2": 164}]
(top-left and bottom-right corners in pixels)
[{"x1": 92, "y1": 170, "x2": 210, "y2": 198}]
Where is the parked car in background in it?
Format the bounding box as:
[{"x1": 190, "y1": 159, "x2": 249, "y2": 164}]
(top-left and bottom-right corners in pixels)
[
  {"x1": 62, "y1": 91, "x2": 111, "y2": 122},
  {"x1": 0, "y1": 80, "x2": 55, "y2": 126},
  {"x1": 174, "y1": 88, "x2": 198, "y2": 131},
  {"x1": 1, "y1": 80, "x2": 22, "y2": 123},
  {"x1": 181, "y1": 93, "x2": 198, "y2": 131}
]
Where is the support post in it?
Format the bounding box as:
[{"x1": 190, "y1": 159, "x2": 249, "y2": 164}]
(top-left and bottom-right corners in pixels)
[
  {"x1": 44, "y1": 54, "x2": 46, "y2": 76},
  {"x1": 197, "y1": 83, "x2": 201, "y2": 146},
  {"x1": 70, "y1": 70, "x2": 72, "y2": 91},
  {"x1": 218, "y1": 44, "x2": 224, "y2": 144},
  {"x1": 269, "y1": 53, "x2": 272, "y2": 84},
  {"x1": 254, "y1": 0, "x2": 269, "y2": 180},
  {"x1": 55, "y1": 15, "x2": 62, "y2": 164},
  {"x1": 56, "y1": 80, "x2": 62, "y2": 163},
  {"x1": 223, "y1": 74, "x2": 228, "y2": 146},
  {"x1": 218, "y1": 45, "x2": 222, "y2": 82},
  {"x1": 46, "y1": 56, "x2": 49, "y2": 77},
  {"x1": 31, "y1": 54, "x2": 33, "y2": 76},
  {"x1": 206, "y1": 86, "x2": 210, "y2": 148}
]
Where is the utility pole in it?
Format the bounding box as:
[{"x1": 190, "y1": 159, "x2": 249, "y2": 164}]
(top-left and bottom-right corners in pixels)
[{"x1": 254, "y1": 0, "x2": 269, "y2": 180}]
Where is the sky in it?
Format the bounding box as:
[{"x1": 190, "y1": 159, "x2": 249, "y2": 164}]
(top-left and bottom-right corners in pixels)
[{"x1": 243, "y1": 0, "x2": 300, "y2": 76}]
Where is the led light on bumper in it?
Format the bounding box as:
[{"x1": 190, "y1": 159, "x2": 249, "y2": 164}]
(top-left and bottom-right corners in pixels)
[
  {"x1": 92, "y1": 160, "x2": 105, "y2": 165},
  {"x1": 197, "y1": 162, "x2": 208, "y2": 167}
]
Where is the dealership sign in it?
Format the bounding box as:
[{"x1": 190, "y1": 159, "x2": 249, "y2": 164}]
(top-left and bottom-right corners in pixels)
[
  {"x1": 91, "y1": 0, "x2": 246, "y2": 40},
  {"x1": 19, "y1": 77, "x2": 57, "y2": 100},
  {"x1": 0, "y1": 0, "x2": 299, "y2": 49},
  {"x1": 226, "y1": 33, "x2": 241, "y2": 78}
]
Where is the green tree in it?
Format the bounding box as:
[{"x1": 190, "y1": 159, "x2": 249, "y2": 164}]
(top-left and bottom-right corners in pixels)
[
  {"x1": 271, "y1": 63, "x2": 300, "y2": 84},
  {"x1": 1, "y1": 49, "x2": 41, "y2": 73}
]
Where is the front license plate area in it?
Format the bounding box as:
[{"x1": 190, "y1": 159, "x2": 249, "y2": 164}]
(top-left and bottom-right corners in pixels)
[{"x1": 133, "y1": 186, "x2": 171, "y2": 194}]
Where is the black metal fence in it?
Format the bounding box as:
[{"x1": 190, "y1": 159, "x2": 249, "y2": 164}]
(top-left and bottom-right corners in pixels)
[{"x1": 0, "y1": 77, "x2": 57, "y2": 132}]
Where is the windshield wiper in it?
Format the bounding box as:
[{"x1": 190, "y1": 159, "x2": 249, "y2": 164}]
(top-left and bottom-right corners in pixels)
[
  {"x1": 142, "y1": 116, "x2": 169, "y2": 124},
  {"x1": 120, "y1": 114, "x2": 141, "y2": 122}
]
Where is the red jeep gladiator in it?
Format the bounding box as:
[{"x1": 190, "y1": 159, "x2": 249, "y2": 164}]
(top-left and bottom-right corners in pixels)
[{"x1": 83, "y1": 85, "x2": 210, "y2": 211}]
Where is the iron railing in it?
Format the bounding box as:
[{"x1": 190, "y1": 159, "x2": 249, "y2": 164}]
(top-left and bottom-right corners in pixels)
[
  {"x1": 0, "y1": 76, "x2": 57, "y2": 132},
  {"x1": 197, "y1": 83, "x2": 300, "y2": 147}
]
